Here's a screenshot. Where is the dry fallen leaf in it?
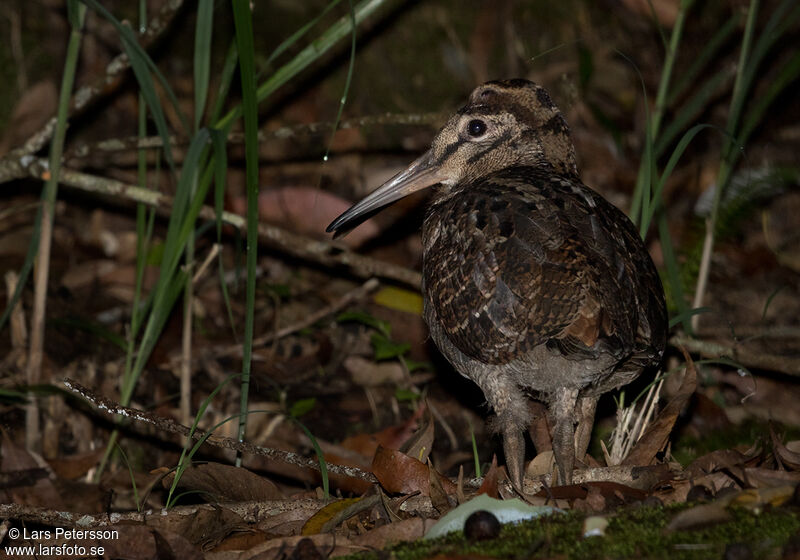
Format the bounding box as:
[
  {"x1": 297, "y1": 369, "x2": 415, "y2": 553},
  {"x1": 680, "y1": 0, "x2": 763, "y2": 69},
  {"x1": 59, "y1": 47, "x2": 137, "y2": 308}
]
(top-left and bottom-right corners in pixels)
[
  {"x1": 161, "y1": 462, "x2": 283, "y2": 502},
  {"x1": 684, "y1": 448, "x2": 755, "y2": 480},
  {"x1": 372, "y1": 445, "x2": 457, "y2": 496},
  {"x1": 476, "y1": 455, "x2": 501, "y2": 498},
  {"x1": 1, "y1": 431, "x2": 63, "y2": 509},
  {"x1": 526, "y1": 450, "x2": 555, "y2": 478},
  {"x1": 401, "y1": 406, "x2": 435, "y2": 464},
  {"x1": 147, "y1": 504, "x2": 250, "y2": 550}
]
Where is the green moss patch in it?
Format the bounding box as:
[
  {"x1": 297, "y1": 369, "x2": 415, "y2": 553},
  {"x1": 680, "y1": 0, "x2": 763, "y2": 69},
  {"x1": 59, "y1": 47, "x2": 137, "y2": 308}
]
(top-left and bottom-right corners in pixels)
[{"x1": 345, "y1": 503, "x2": 800, "y2": 559}]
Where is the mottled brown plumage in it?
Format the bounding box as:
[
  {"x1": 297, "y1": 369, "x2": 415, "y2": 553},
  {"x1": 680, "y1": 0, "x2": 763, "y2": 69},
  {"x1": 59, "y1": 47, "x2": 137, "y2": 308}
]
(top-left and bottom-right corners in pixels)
[{"x1": 328, "y1": 79, "x2": 667, "y2": 488}]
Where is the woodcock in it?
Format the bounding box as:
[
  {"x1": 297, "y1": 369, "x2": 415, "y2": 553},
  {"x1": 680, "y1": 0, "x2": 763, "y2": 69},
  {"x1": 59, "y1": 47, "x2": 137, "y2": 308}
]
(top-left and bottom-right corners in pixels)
[{"x1": 327, "y1": 79, "x2": 667, "y2": 488}]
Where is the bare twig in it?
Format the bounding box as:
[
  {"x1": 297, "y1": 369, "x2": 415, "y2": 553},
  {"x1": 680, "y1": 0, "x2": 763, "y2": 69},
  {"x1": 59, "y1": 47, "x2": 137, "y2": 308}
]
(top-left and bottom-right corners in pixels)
[
  {"x1": 691, "y1": 223, "x2": 714, "y2": 331},
  {"x1": 65, "y1": 111, "x2": 445, "y2": 160},
  {"x1": 670, "y1": 333, "x2": 800, "y2": 377},
  {"x1": 180, "y1": 272, "x2": 194, "y2": 426},
  {"x1": 192, "y1": 243, "x2": 221, "y2": 286},
  {"x1": 9, "y1": 158, "x2": 422, "y2": 288},
  {"x1": 25, "y1": 201, "x2": 50, "y2": 451},
  {"x1": 0, "y1": 499, "x2": 328, "y2": 529},
  {"x1": 0, "y1": 0, "x2": 186, "y2": 170},
  {"x1": 696, "y1": 325, "x2": 800, "y2": 341},
  {"x1": 63, "y1": 378, "x2": 377, "y2": 483}
]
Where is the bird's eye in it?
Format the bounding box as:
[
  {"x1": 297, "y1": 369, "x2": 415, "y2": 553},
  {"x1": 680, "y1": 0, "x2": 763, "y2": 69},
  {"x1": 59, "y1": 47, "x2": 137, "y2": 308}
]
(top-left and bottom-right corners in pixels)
[{"x1": 467, "y1": 119, "x2": 487, "y2": 137}]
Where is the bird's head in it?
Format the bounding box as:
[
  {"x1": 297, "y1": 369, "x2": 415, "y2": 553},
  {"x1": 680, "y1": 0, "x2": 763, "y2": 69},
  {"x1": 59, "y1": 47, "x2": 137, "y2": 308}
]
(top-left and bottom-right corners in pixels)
[{"x1": 327, "y1": 79, "x2": 577, "y2": 236}]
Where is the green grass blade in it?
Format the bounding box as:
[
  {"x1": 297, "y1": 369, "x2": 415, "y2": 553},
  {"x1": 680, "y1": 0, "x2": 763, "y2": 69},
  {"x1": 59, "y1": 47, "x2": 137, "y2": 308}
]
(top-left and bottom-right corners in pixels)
[
  {"x1": 658, "y1": 213, "x2": 689, "y2": 332},
  {"x1": 210, "y1": 130, "x2": 238, "y2": 338},
  {"x1": 0, "y1": 205, "x2": 42, "y2": 331},
  {"x1": 666, "y1": 13, "x2": 738, "y2": 107},
  {"x1": 668, "y1": 307, "x2": 710, "y2": 329},
  {"x1": 194, "y1": 0, "x2": 214, "y2": 130},
  {"x1": 115, "y1": 444, "x2": 141, "y2": 511},
  {"x1": 629, "y1": 0, "x2": 693, "y2": 231},
  {"x1": 322, "y1": 0, "x2": 357, "y2": 164},
  {"x1": 217, "y1": 0, "x2": 389, "y2": 130},
  {"x1": 638, "y1": 115, "x2": 654, "y2": 236},
  {"x1": 265, "y1": 0, "x2": 343, "y2": 67},
  {"x1": 654, "y1": 65, "x2": 731, "y2": 158},
  {"x1": 719, "y1": 0, "x2": 760, "y2": 169},
  {"x1": 616, "y1": 51, "x2": 649, "y2": 224},
  {"x1": 209, "y1": 42, "x2": 239, "y2": 125},
  {"x1": 124, "y1": 270, "x2": 188, "y2": 404},
  {"x1": 737, "y1": 50, "x2": 800, "y2": 158},
  {"x1": 124, "y1": 130, "x2": 212, "y2": 405},
  {"x1": 644, "y1": 124, "x2": 716, "y2": 228},
  {"x1": 81, "y1": 0, "x2": 190, "y2": 144},
  {"x1": 1, "y1": 4, "x2": 86, "y2": 331},
  {"x1": 648, "y1": 0, "x2": 694, "y2": 140},
  {"x1": 231, "y1": 0, "x2": 260, "y2": 449},
  {"x1": 167, "y1": 373, "x2": 241, "y2": 507},
  {"x1": 470, "y1": 425, "x2": 481, "y2": 478},
  {"x1": 293, "y1": 419, "x2": 330, "y2": 500}
]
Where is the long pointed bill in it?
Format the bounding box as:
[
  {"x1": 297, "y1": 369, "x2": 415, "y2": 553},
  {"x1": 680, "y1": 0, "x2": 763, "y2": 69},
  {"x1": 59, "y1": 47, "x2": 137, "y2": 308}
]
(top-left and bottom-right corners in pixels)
[{"x1": 326, "y1": 151, "x2": 449, "y2": 236}]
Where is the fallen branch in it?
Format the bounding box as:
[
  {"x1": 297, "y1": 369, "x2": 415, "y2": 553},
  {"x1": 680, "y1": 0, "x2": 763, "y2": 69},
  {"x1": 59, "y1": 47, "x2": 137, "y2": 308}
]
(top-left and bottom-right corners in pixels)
[
  {"x1": 64, "y1": 111, "x2": 444, "y2": 161},
  {"x1": 0, "y1": 0, "x2": 186, "y2": 181},
  {"x1": 670, "y1": 333, "x2": 800, "y2": 377},
  {"x1": 63, "y1": 378, "x2": 377, "y2": 484},
  {"x1": 0, "y1": 499, "x2": 327, "y2": 529},
  {"x1": 12, "y1": 157, "x2": 422, "y2": 288}
]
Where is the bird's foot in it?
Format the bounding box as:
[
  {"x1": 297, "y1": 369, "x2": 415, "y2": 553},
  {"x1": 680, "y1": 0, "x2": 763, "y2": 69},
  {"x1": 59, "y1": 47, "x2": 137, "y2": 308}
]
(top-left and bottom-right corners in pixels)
[{"x1": 502, "y1": 429, "x2": 526, "y2": 492}]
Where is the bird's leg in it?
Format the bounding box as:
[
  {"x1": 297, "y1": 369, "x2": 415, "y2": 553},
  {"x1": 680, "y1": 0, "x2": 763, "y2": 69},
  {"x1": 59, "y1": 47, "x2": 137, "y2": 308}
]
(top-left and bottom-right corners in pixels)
[
  {"x1": 482, "y1": 378, "x2": 530, "y2": 491},
  {"x1": 573, "y1": 395, "x2": 598, "y2": 466},
  {"x1": 550, "y1": 387, "x2": 579, "y2": 485}
]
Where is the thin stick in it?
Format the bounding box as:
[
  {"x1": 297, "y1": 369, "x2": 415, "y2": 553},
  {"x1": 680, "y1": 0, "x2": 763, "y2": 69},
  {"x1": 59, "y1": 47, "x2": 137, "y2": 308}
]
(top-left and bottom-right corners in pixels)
[
  {"x1": 26, "y1": 6, "x2": 87, "y2": 451},
  {"x1": 9, "y1": 159, "x2": 422, "y2": 289},
  {"x1": 192, "y1": 243, "x2": 221, "y2": 286},
  {"x1": 4, "y1": 272, "x2": 27, "y2": 349},
  {"x1": 180, "y1": 276, "x2": 194, "y2": 426},
  {"x1": 691, "y1": 221, "x2": 714, "y2": 331},
  {"x1": 671, "y1": 333, "x2": 800, "y2": 377},
  {"x1": 0, "y1": 0, "x2": 186, "y2": 169},
  {"x1": 25, "y1": 204, "x2": 50, "y2": 451},
  {"x1": 63, "y1": 378, "x2": 377, "y2": 483},
  {"x1": 64, "y1": 111, "x2": 445, "y2": 159}
]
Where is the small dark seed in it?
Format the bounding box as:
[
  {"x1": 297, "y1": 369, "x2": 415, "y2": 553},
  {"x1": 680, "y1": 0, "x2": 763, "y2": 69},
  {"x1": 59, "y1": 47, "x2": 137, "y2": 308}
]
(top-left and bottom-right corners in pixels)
[{"x1": 464, "y1": 510, "x2": 501, "y2": 541}]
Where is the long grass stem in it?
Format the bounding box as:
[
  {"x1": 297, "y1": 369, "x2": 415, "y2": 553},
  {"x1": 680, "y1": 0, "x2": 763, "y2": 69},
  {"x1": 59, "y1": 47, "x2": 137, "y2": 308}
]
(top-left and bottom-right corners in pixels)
[{"x1": 26, "y1": 2, "x2": 86, "y2": 451}]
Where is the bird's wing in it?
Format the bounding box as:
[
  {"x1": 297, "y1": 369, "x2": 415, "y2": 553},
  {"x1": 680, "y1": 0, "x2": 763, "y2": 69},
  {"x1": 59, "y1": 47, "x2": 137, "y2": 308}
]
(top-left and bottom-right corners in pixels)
[{"x1": 423, "y1": 169, "x2": 655, "y2": 366}]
